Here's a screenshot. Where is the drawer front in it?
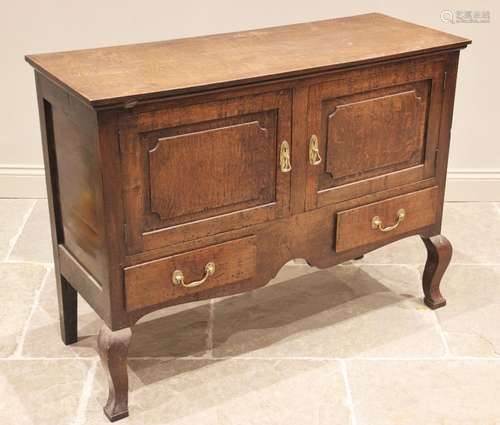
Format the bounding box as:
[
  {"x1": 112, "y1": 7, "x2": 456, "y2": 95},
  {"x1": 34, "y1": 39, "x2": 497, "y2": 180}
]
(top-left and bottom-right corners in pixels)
[
  {"x1": 306, "y1": 55, "x2": 447, "y2": 209},
  {"x1": 335, "y1": 187, "x2": 439, "y2": 252},
  {"x1": 124, "y1": 236, "x2": 257, "y2": 311},
  {"x1": 119, "y1": 89, "x2": 291, "y2": 253}
]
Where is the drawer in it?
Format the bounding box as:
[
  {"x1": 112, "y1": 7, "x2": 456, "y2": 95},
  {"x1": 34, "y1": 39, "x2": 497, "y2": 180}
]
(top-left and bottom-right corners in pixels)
[
  {"x1": 124, "y1": 236, "x2": 257, "y2": 311},
  {"x1": 335, "y1": 187, "x2": 439, "y2": 252}
]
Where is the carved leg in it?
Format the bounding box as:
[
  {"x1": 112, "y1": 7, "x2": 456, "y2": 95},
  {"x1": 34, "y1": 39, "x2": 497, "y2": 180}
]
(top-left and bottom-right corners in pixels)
[
  {"x1": 97, "y1": 325, "x2": 133, "y2": 422},
  {"x1": 57, "y1": 274, "x2": 78, "y2": 345},
  {"x1": 421, "y1": 235, "x2": 452, "y2": 310}
]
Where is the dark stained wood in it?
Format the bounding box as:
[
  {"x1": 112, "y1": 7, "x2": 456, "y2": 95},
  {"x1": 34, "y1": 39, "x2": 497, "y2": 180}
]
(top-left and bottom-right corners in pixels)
[
  {"x1": 335, "y1": 186, "x2": 439, "y2": 252},
  {"x1": 125, "y1": 236, "x2": 257, "y2": 311},
  {"x1": 58, "y1": 275, "x2": 78, "y2": 345},
  {"x1": 27, "y1": 14, "x2": 469, "y2": 422},
  {"x1": 25, "y1": 14, "x2": 469, "y2": 107},
  {"x1": 97, "y1": 325, "x2": 132, "y2": 422},
  {"x1": 51, "y1": 93, "x2": 107, "y2": 284},
  {"x1": 148, "y1": 121, "x2": 274, "y2": 225},
  {"x1": 432, "y1": 52, "x2": 460, "y2": 234},
  {"x1": 324, "y1": 84, "x2": 427, "y2": 185},
  {"x1": 120, "y1": 89, "x2": 291, "y2": 253},
  {"x1": 35, "y1": 74, "x2": 80, "y2": 346},
  {"x1": 421, "y1": 235, "x2": 452, "y2": 309},
  {"x1": 306, "y1": 55, "x2": 446, "y2": 210},
  {"x1": 58, "y1": 245, "x2": 105, "y2": 318}
]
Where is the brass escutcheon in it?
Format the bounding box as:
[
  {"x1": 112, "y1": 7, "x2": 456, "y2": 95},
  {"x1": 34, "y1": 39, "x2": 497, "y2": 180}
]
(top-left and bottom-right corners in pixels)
[
  {"x1": 309, "y1": 134, "x2": 322, "y2": 165},
  {"x1": 280, "y1": 140, "x2": 292, "y2": 173}
]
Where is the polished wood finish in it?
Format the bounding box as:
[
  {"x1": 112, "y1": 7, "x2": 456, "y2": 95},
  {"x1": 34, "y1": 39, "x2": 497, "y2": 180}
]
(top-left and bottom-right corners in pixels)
[
  {"x1": 120, "y1": 90, "x2": 291, "y2": 252},
  {"x1": 306, "y1": 55, "x2": 446, "y2": 209},
  {"x1": 97, "y1": 326, "x2": 132, "y2": 422},
  {"x1": 125, "y1": 236, "x2": 257, "y2": 311},
  {"x1": 25, "y1": 13, "x2": 469, "y2": 107},
  {"x1": 422, "y1": 235, "x2": 453, "y2": 309},
  {"x1": 323, "y1": 82, "x2": 427, "y2": 185},
  {"x1": 335, "y1": 187, "x2": 439, "y2": 253},
  {"x1": 58, "y1": 275, "x2": 78, "y2": 345},
  {"x1": 27, "y1": 14, "x2": 469, "y2": 422}
]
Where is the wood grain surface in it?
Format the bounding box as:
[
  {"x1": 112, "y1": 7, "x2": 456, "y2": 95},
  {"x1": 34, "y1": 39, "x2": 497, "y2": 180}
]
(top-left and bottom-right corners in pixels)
[
  {"x1": 25, "y1": 13, "x2": 470, "y2": 106},
  {"x1": 335, "y1": 186, "x2": 439, "y2": 252}
]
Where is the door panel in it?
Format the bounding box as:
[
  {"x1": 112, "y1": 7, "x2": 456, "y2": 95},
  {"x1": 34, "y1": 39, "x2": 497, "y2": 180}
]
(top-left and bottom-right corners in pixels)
[
  {"x1": 306, "y1": 57, "x2": 446, "y2": 209},
  {"x1": 120, "y1": 89, "x2": 291, "y2": 253},
  {"x1": 148, "y1": 116, "x2": 276, "y2": 226}
]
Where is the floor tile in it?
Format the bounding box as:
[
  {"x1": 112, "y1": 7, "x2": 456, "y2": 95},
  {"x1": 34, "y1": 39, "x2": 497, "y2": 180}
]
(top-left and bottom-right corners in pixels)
[
  {"x1": 129, "y1": 301, "x2": 210, "y2": 358},
  {"x1": 356, "y1": 235, "x2": 427, "y2": 265},
  {"x1": 441, "y1": 202, "x2": 500, "y2": 264},
  {"x1": 21, "y1": 270, "x2": 102, "y2": 358},
  {"x1": 0, "y1": 199, "x2": 35, "y2": 260},
  {"x1": 0, "y1": 263, "x2": 47, "y2": 357},
  {"x1": 23, "y1": 272, "x2": 210, "y2": 358},
  {"x1": 348, "y1": 359, "x2": 500, "y2": 425},
  {"x1": 212, "y1": 265, "x2": 444, "y2": 358},
  {"x1": 9, "y1": 199, "x2": 53, "y2": 264},
  {"x1": 0, "y1": 359, "x2": 90, "y2": 425},
  {"x1": 85, "y1": 359, "x2": 350, "y2": 425},
  {"x1": 436, "y1": 265, "x2": 500, "y2": 357}
]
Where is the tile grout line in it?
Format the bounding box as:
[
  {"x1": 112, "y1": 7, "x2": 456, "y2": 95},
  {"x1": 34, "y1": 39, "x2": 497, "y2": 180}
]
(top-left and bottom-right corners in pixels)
[
  {"x1": 2, "y1": 356, "x2": 500, "y2": 362},
  {"x1": 11, "y1": 263, "x2": 53, "y2": 358},
  {"x1": 72, "y1": 358, "x2": 98, "y2": 425},
  {"x1": 340, "y1": 359, "x2": 358, "y2": 425},
  {"x1": 432, "y1": 311, "x2": 451, "y2": 358},
  {"x1": 1, "y1": 355, "x2": 500, "y2": 362},
  {"x1": 1, "y1": 259, "x2": 53, "y2": 267},
  {"x1": 3, "y1": 199, "x2": 37, "y2": 261},
  {"x1": 0, "y1": 357, "x2": 98, "y2": 361},
  {"x1": 206, "y1": 299, "x2": 215, "y2": 358}
]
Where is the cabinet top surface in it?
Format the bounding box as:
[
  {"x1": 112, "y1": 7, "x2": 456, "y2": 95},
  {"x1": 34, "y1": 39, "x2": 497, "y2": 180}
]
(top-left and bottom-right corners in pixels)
[{"x1": 26, "y1": 13, "x2": 470, "y2": 107}]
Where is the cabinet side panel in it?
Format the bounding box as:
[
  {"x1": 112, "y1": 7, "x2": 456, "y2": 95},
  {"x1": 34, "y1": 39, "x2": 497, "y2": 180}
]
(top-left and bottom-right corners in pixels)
[
  {"x1": 37, "y1": 74, "x2": 108, "y2": 287},
  {"x1": 52, "y1": 108, "x2": 107, "y2": 284}
]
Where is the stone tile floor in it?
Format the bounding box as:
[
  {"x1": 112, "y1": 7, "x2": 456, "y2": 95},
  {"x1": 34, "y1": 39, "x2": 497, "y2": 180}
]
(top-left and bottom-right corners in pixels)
[{"x1": 0, "y1": 199, "x2": 499, "y2": 425}]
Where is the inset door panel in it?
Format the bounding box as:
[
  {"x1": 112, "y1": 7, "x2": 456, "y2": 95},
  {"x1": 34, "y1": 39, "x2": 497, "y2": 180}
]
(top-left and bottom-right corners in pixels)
[
  {"x1": 120, "y1": 89, "x2": 291, "y2": 253},
  {"x1": 306, "y1": 57, "x2": 446, "y2": 209},
  {"x1": 147, "y1": 115, "x2": 276, "y2": 227},
  {"x1": 321, "y1": 81, "x2": 429, "y2": 189}
]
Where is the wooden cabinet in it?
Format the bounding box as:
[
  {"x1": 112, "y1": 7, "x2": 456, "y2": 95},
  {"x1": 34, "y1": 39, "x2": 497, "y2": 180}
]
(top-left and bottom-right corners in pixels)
[
  {"x1": 26, "y1": 13, "x2": 470, "y2": 422},
  {"x1": 305, "y1": 57, "x2": 446, "y2": 208},
  {"x1": 119, "y1": 89, "x2": 292, "y2": 252}
]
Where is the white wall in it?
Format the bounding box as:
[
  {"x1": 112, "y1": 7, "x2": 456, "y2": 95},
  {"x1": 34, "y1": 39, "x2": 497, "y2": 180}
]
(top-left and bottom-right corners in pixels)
[{"x1": 1, "y1": 0, "x2": 498, "y2": 199}]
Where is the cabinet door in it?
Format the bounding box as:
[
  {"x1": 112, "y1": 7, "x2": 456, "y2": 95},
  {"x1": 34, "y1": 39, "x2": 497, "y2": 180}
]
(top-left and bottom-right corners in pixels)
[
  {"x1": 120, "y1": 89, "x2": 292, "y2": 253},
  {"x1": 305, "y1": 57, "x2": 447, "y2": 209}
]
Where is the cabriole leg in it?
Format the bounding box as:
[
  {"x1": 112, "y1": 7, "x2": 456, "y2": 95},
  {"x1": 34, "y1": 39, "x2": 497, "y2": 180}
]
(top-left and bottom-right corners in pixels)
[
  {"x1": 97, "y1": 325, "x2": 132, "y2": 422},
  {"x1": 421, "y1": 235, "x2": 452, "y2": 309}
]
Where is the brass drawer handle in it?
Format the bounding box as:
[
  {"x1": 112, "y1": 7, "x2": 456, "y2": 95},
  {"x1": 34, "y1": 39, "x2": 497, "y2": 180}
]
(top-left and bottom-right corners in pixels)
[
  {"x1": 309, "y1": 134, "x2": 322, "y2": 165},
  {"x1": 172, "y1": 262, "x2": 216, "y2": 288},
  {"x1": 371, "y1": 209, "x2": 406, "y2": 232},
  {"x1": 280, "y1": 140, "x2": 292, "y2": 173}
]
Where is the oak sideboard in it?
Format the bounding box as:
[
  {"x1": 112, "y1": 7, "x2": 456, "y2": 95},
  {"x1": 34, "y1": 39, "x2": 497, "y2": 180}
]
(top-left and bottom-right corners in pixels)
[{"x1": 26, "y1": 13, "x2": 470, "y2": 421}]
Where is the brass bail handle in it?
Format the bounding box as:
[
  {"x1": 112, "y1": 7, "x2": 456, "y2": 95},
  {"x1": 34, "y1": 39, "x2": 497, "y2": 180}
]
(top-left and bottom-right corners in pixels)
[
  {"x1": 280, "y1": 140, "x2": 292, "y2": 173},
  {"x1": 309, "y1": 134, "x2": 322, "y2": 165},
  {"x1": 371, "y1": 209, "x2": 406, "y2": 232},
  {"x1": 172, "y1": 262, "x2": 216, "y2": 288}
]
